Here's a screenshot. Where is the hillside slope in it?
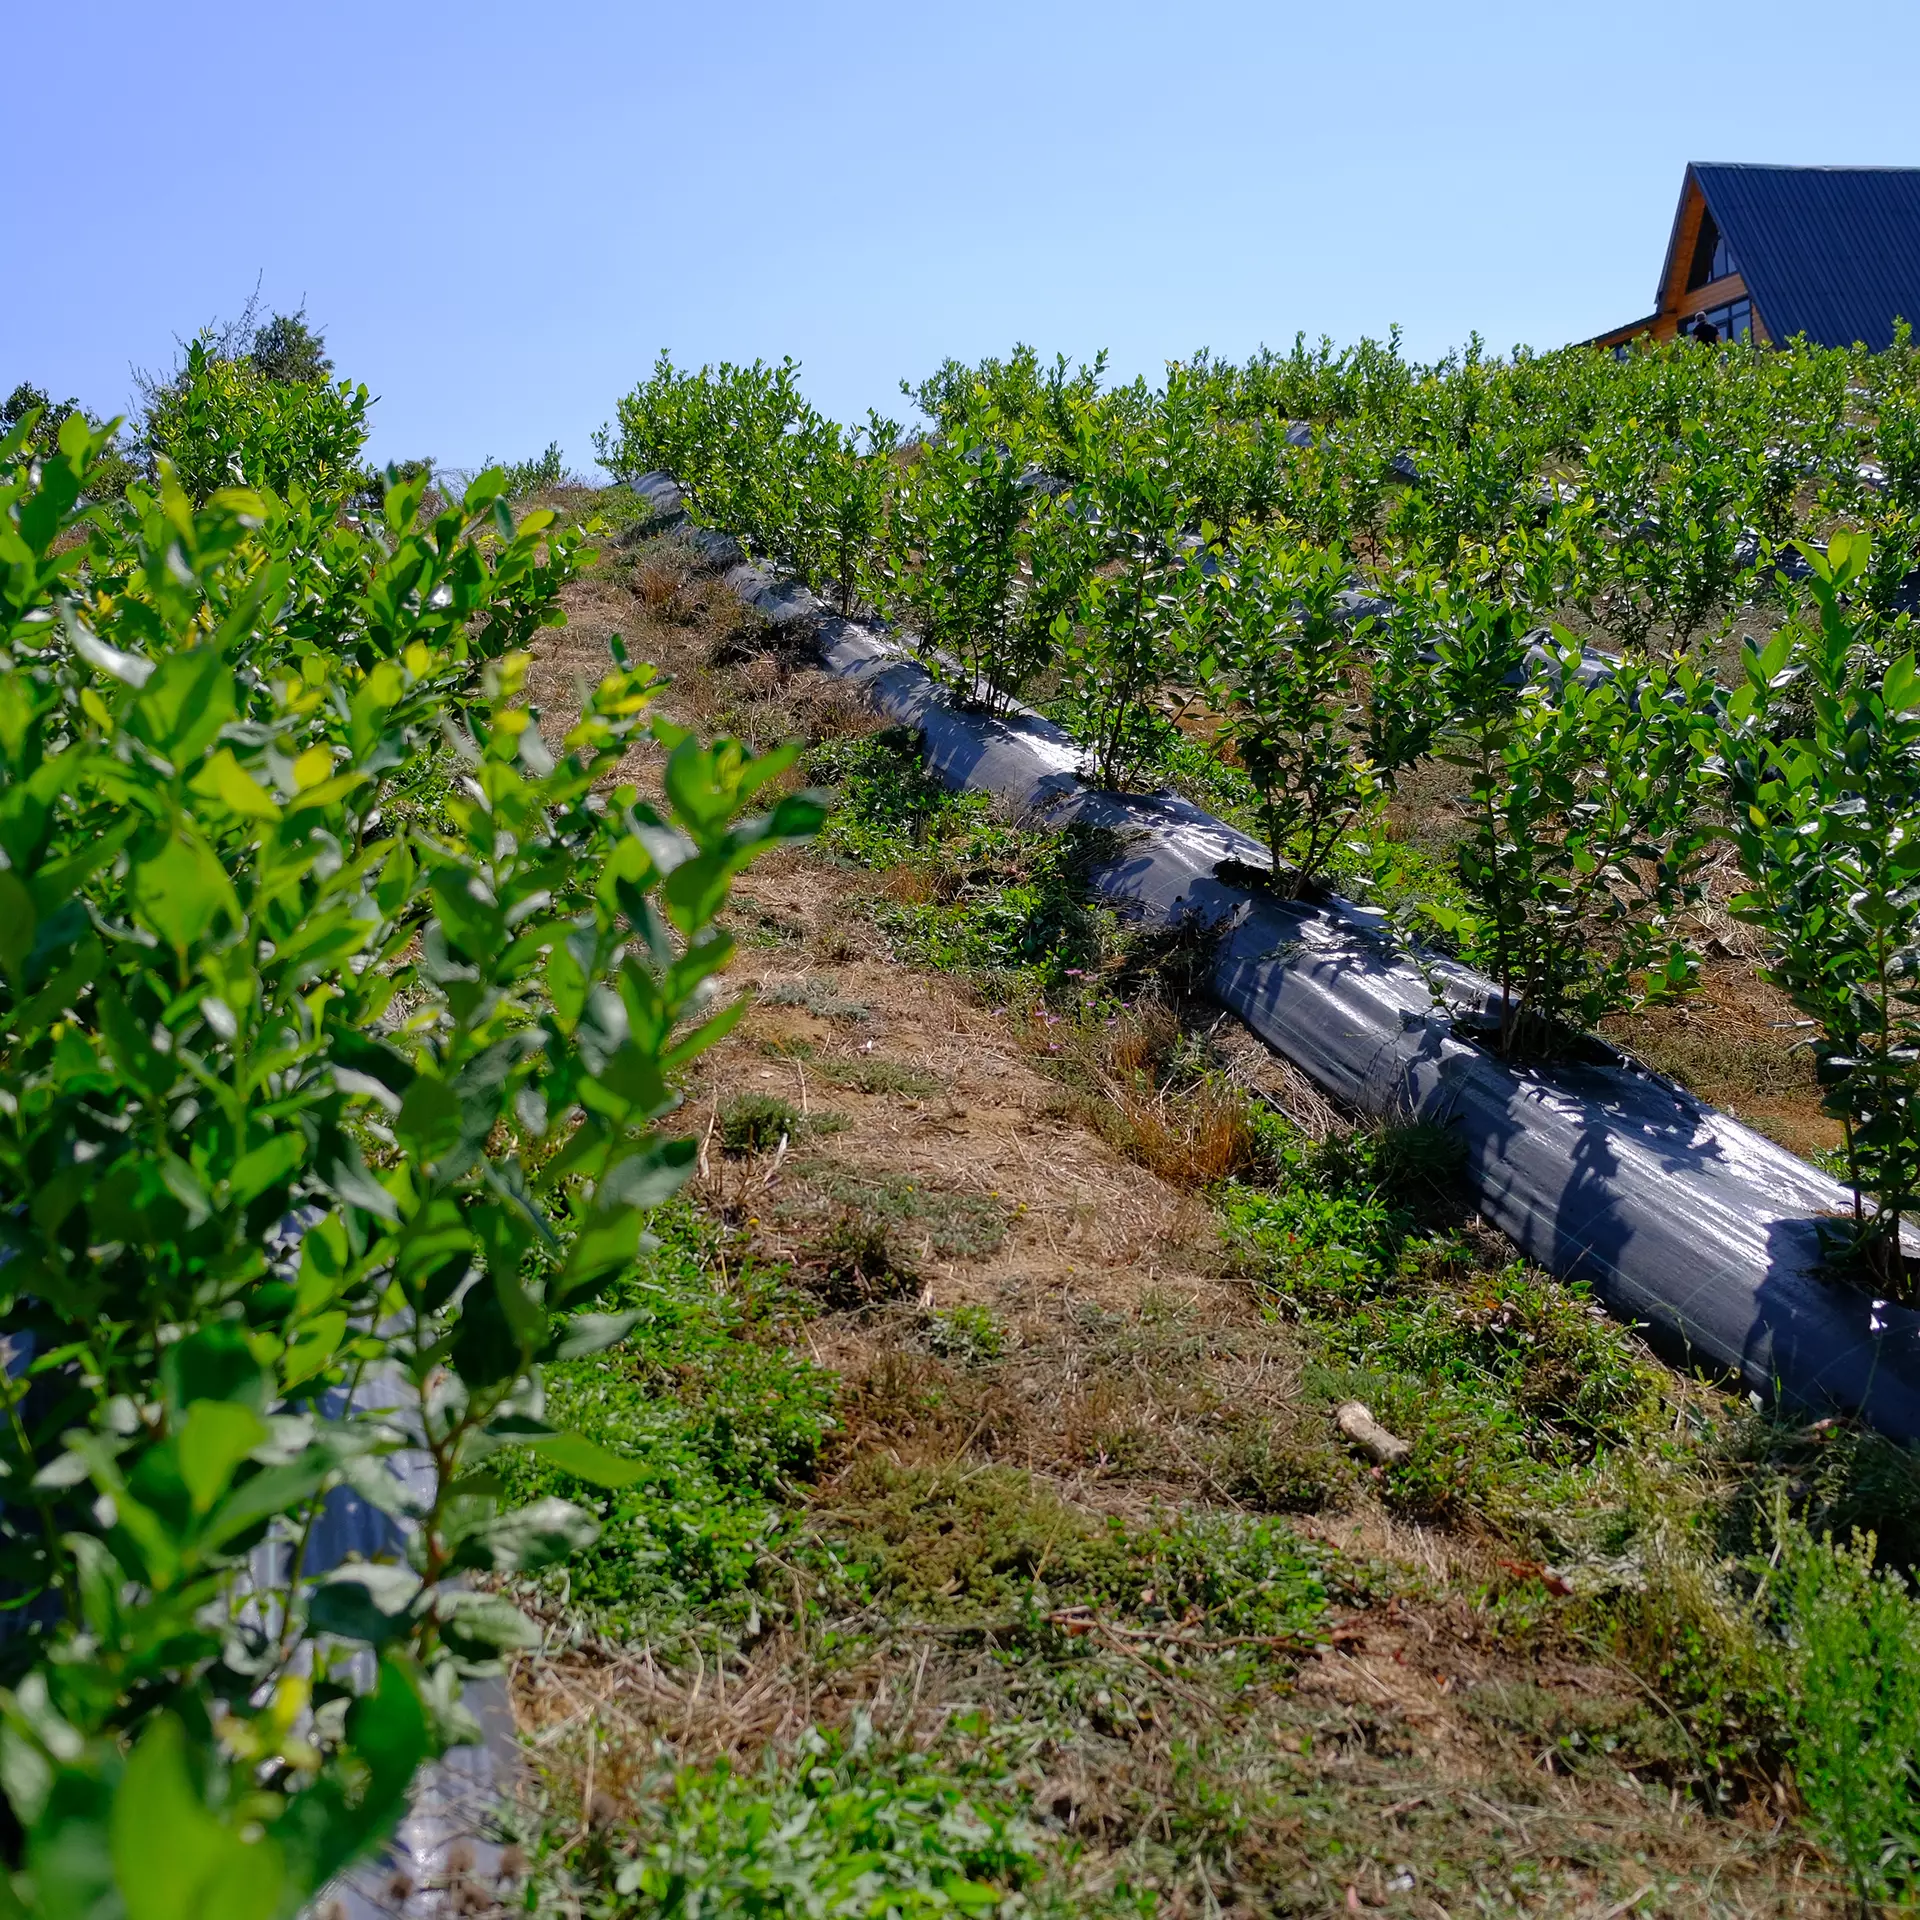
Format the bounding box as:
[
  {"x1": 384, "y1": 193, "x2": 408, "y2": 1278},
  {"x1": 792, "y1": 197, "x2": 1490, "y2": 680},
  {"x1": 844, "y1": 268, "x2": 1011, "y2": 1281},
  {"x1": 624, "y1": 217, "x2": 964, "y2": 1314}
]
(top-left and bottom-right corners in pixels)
[{"x1": 494, "y1": 505, "x2": 1920, "y2": 1919}]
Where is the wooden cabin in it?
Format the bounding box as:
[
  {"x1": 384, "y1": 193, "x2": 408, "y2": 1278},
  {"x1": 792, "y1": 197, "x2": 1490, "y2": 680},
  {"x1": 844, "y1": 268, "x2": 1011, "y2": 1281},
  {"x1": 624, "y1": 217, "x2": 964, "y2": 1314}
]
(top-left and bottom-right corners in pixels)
[{"x1": 1590, "y1": 162, "x2": 1920, "y2": 352}]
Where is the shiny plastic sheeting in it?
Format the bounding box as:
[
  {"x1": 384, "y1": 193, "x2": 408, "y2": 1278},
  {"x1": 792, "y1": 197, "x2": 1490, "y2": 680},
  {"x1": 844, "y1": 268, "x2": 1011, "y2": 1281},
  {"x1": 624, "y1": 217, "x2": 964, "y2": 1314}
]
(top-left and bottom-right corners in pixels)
[
  {"x1": 626, "y1": 473, "x2": 1920, "y2": 1440},
  {"x1": 300, "y1": 1386, "x2": 517, "y2": 1920}
]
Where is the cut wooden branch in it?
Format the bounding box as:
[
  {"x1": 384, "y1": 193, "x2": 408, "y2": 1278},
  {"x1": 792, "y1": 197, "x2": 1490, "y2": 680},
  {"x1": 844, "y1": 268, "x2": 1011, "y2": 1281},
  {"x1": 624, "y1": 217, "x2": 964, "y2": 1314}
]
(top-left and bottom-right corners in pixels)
[{"x1": 1335, "y1": 1400, "x2": 1412, "y2": 1467}]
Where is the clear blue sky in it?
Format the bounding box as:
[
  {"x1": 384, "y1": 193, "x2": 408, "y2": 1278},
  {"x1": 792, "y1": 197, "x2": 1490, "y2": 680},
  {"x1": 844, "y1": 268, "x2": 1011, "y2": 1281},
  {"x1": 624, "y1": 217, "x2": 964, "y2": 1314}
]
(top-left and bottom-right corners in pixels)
[{"x1": 10, "y1": 1, "x2": 1919, "y2": 473}]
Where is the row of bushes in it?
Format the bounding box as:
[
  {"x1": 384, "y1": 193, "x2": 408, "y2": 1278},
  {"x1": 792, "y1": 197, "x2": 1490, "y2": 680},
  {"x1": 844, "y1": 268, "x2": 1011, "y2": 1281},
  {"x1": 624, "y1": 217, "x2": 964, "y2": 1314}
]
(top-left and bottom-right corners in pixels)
[
  {"x1": 0, "y1": 338, "x2": 815, "y2": 1911},
  {"x1": 599, "y1": 344, "x2": 1920, "y2": 1291}
]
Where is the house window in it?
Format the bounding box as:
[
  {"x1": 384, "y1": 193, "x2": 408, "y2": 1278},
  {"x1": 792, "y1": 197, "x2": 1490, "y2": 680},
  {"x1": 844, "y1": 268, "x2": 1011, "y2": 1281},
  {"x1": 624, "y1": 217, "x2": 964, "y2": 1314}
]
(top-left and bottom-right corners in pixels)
[
  {"x1": 1685, "y1": 298, "x2": 1754, "y2": 345},
  {"x1": 1686, "y1": 211, "x2": 1741, "y2": 290}
]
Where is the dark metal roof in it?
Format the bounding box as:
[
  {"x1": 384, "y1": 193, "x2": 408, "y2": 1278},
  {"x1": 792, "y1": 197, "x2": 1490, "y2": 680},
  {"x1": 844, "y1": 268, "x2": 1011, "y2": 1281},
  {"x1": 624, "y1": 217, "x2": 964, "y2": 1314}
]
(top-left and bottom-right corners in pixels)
[{"x1": 1687, "y1": 163, "x2": 1920, "y2": 350}]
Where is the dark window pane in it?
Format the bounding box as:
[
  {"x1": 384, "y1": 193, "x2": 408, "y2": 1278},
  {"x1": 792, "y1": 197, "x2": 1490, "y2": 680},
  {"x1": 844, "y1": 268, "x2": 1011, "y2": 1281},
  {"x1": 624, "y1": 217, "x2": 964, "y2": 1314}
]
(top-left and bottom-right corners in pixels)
[{"x1": 1687, "y1": 211, "x2": 1721, "y2": 291}]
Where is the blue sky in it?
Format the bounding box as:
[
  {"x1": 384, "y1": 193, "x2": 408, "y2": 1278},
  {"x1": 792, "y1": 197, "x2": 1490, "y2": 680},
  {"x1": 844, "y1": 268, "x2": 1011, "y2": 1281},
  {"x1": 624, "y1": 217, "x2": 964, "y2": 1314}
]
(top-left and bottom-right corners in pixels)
[{"x1": 10, "y1": 1, "x2": 1920, "y2": 472}]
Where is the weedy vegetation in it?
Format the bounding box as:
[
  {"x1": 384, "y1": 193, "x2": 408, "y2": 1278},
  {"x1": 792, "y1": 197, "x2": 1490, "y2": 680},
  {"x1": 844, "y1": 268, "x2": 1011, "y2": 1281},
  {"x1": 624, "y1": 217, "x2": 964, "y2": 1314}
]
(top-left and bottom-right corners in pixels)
[{"x1": 13, "y1": 306, "x2": 1920, "y2": 1919}]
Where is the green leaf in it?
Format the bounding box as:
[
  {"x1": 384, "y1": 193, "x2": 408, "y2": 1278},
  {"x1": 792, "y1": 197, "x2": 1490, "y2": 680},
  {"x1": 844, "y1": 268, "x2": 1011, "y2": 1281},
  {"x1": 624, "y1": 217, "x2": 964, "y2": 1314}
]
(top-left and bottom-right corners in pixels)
[
  {"x1": 762, "y1": 792, "x2": 829, "y2": 841},
  {"x1": 395, "y1": 1075, "x2": 463, "y2": 1161},
  {"x1": 552, "y1": 1309, "x2": 642, "y2": 1360},
  {"x1": 344, "y1": 1655, "x2": 432, "y2": 1804},
  {"x1": 67, "y1": 611, "x2": 154, "y2": 688},
  {"x1": 202, "y1": 1454, "x2": 336, "y2": 1551},
  {"x1": 130, "y1": 828, "x2": 240, "y2": 957},
  {"x1": 135, "y1": 649, "x2": 235, "y2": 765},
  {"x1": 0, "y1": 871, "x2": 38, "y2": 984},
  {"x1": 1886, "y1": 651, "x2": 1920, "y2": 718},
  {"x1": 451, "y1": 1496, "x2": 599, "y2": 1574},
  {"x1": 228, "y1": 1132, "x2": 305, "y2": 1209},
  {"x1": 162, "y1": 1325, "x2": 267, "y2": 1416},
  {"x1": 437, "y1": 1591, "x2": 541, "y2": 1659},
  {"x1": 598, "y1": 1136, "x2": 697, "y2": 1212},
  {"x1": 430, "y1": 868, "x2": 503, "y2": 962},
  {"x1": 112, "y1": 1715, "x2": 283, "y2": 1920},
  {"x1": 660, "y1": 847, "x2": 736, "y2": 934},
  {"x1": 177, "y1": 1401, "x2": 269, "y2": 1515},
  {"x1": 280, "y1": 1311, "x2": 348, "y2": 1391},
  {"x1": 558, "y1": 1206, "x2": 647, "y2": 1298},
  {"x1": 188, "y1": 748, "x2": 281, "y2": 820},
  {"x1": 332, "y1": 1026, "x2": 417, "y2": 1097},
  {"x1": 309, "y1": 1565, "x2": 422, "y2": 1644},
  {"x1": 511, "y1": 1428, "x2": 648, "y2": 1488}
]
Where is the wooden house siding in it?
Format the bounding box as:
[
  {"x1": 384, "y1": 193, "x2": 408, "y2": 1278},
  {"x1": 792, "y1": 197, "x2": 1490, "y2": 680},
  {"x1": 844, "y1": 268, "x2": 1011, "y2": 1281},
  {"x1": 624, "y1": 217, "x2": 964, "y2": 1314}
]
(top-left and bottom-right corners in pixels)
[{"x1": 1589, "y1": 173, "x2": 1769, "y2": 349}]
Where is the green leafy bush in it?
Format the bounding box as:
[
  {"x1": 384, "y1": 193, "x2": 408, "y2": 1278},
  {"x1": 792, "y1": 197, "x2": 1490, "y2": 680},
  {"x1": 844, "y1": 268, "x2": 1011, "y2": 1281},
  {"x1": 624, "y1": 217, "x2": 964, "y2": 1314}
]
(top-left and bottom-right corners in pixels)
[
  {"x1": 143, "y1": 336, "x2": 370, "y2": 503},
  {"x1": 872, "y1": 415, "x2": 1050, "y2": 712},
  {"x1": 797, "y1": 412, "x2": 899, "y2": 616},
  {"x1": 1724, "y1": 532, "x2": 1920, "y2": 1283},
  {"x1": 1054, "y1": 426, "x2": 1195, "y2": 790},
  {"x1": 1, "y1": 384, "x2": 138, "y2": 500},
  {"x1": 1192, "y1": 532, "x2": 1376, "y2": 892},
  {"x1": 0, "y1": 411, "x2": 820, "y2": 1913},
  {"x1": 490, "y1": 440, "x2": 567, "y2": 497},
  {"x1": 901, "y1": 341, "x2": 1109, "y2": 455},
  {"x1": 246, "y1": 309, "x2": 332, "y2": 386},
  {"x1": 1406, "y1": 582, "x2": 1720, "y2": 1055},
  {"x1": 1570, "y1": 419, "x2": 1756, "y2": 655},
  {"x1": 599, "y1": 352, "x2": 900, "y2": 615}
]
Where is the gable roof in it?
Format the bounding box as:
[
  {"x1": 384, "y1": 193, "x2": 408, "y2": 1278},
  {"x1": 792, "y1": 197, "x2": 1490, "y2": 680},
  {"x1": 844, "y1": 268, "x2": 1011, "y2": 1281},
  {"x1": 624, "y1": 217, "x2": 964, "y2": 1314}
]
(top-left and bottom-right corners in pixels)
[{"x1": 1666, "y1": 164, "x2": 1920, "y2": 350}]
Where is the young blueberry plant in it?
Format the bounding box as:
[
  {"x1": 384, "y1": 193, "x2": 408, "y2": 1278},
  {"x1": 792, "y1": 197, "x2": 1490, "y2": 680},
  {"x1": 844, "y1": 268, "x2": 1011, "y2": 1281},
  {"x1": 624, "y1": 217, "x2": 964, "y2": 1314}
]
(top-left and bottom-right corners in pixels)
[
  {"x1": 1571, "y1": 420, "x2": 1754, "y2": 658},
  {"x1": 1193, "y1": 530, "x2": 1377, "y2": 893},
  {"x1": 871, "y1": 413, "x2": 1042, "y2": 714},
  {"x1": 0, "y1": 407, "x2": 820, "y2": 1916},
  {"x1": 1723, "y1": 532, "x2": 1920, "y2": 1288},
  {"x1": 797, "y1": 409, "x2": 901, "y2": 617},
  {"x1": 595, "y1": 351, "x2": 822, "y2": 575},
  {"x1": 1408, "y1": 578, "x2": 1719, "y2": 1057},
  {"x1": 1054, "y1": 423, "x2": 1196, "y2": 789}
]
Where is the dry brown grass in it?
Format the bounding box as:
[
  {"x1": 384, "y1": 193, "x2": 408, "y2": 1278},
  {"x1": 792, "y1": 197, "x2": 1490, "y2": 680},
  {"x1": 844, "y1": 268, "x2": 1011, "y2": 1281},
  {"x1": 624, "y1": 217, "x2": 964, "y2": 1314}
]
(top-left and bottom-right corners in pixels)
[
  {"x1": 1057, "y1": 1067, "x2": 1267, "y2": 1190},
  {"x1": 512, "y1": 1583, "x2": 1838, "y2": 1919},
  {"x1": 499, "y1": 518, "x2": 1855, "y2": 1920}
]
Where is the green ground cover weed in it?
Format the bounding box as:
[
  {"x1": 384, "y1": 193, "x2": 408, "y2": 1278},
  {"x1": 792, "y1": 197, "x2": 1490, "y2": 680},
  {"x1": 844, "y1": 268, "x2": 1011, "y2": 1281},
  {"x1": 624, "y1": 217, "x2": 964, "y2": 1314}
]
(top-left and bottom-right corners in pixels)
[
  {"x1": 592, "y1": 1734, "x2": 1043, "y2": 1920},
  {"x1": 807, "y1": 730, "x2": 1121, "y2": 997},
  {"x1": 500, "y1": 1203, "x2": 834, "y2": 1635}
]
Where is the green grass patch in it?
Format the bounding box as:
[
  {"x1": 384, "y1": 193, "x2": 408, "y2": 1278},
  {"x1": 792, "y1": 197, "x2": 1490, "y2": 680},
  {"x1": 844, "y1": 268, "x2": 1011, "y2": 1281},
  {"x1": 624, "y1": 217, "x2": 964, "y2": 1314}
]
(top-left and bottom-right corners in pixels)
[
  {"x1": 715, "y1": 1090, "x2": 845, "y2": 1154},
  {"x1": 1221, "y1": 1127, "x2": 1667, "y2": 1528},
  {"x1": 807, "y1": 730, "x2": 1122, "y2": 1000},
  {"x1": 807, "y1": 727, "x2": 992, "y2": 869},
  {"x1": 925, "y1": 1303, "x2": 1008, "y2": 1364},
  {"x1": 1156, "y1": 733, "x2": 1263, "y2": 834},
  {"x1": 576, "y1": 1729, "x2": 1043, "y2": 1919},
  {"x1": 499, "y1": 1202, "x2": 833, "y2": 1634}
]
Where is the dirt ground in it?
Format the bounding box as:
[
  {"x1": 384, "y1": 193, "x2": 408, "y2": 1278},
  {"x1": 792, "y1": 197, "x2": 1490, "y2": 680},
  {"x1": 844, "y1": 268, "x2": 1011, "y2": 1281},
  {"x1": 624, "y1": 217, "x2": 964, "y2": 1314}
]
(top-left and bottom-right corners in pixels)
[{"x1": 503, "y1": 515, "x2": 1846, "y2": 1918}]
